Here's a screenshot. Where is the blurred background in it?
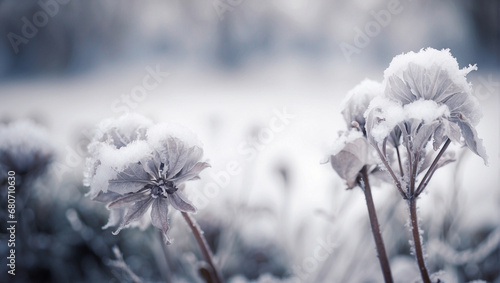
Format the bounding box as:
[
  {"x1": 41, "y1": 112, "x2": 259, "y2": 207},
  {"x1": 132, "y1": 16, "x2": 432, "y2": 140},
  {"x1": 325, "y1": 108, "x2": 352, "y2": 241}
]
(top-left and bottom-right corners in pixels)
[{"x1": 0, "y1": 0, "x2": 499, "y2": 282}]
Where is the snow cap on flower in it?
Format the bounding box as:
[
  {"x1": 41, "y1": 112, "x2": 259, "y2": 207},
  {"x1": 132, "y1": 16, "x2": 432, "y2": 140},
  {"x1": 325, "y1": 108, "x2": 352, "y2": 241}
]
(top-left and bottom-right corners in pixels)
[
  {"x1": 84, "y1": 114, "x2": 210, "y2": 244},
  {"x1": 341, "y1": 79, "x2": 383, "y2": 132},
  {"x1": 92, "y1": 113, "x2": 153, "y2": 149},
  {"x1": 84, "y1": 113, "x2": 153, "y2": 190},
  {"x1": 366, "y1": 48, "x2": 487, "y2": 164}
]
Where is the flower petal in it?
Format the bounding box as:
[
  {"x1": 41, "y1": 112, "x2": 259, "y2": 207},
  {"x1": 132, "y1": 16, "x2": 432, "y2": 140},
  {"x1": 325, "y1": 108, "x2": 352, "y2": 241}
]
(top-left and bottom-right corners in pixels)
[
  {"x1": 92, "y1": 190, "x2": 122, "y2": 203},
  {"x1": 457, "y1": 118, "x2": 488, "y2": 165},
  {"x1": 113, "y1": 197, "x2": 153, "y2": 235},
  {"x1": 170, "y1": 161, "x2": 211, "y2": 184},
  {"x1": 103, "y1": 209, "x2": 125, "y2": 229},
  {"x1": 433, "y1": 118, "x2": 461, "y2": 150},
  {"x1": 108, "y1": 162, "x2": 152, "y2": 194},
  {"x1": 151, "y1": 198, "x2": 172, "y2": 245},
  {"x1": 330, "y1": 136, "x2": 369, "y2": 189},
  {"x1": 166, "y1": 138, "x2": 192, "y2": 179},
  {"x1": 169, "y1": 191, "x2": 197, "y2": 213},
  {"x1": 386, "y1": 75, "x2": 415, "y2": 105},
  {"x1": 107, "y1": 191, "x2": 150, "y2": 209}
]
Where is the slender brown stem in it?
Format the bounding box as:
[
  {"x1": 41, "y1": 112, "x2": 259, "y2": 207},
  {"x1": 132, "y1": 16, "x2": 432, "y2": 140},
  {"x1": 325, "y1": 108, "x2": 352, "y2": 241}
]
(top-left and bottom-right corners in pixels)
[
  {"x1": 181, "y1": 212, "x2": 223, "y2": 283},
  {"x1": 361, "y1": 166, "x2": 394, "y2": 283},
  {"x1": 374, "y1": 145, "x2": 407, "y2": 199},
  {"x1": 415, "y1": 139, "x2": 451, "y2": 197},
  {"x1": 409, "y1": 198, "x2": 431, "y2": 283}
]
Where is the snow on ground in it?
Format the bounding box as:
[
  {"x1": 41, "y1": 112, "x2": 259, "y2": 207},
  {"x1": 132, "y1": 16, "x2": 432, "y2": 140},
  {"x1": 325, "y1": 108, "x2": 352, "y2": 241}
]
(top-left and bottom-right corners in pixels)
[{"x1": 0, "y1": 58, "x2": 498, "y2": 255}]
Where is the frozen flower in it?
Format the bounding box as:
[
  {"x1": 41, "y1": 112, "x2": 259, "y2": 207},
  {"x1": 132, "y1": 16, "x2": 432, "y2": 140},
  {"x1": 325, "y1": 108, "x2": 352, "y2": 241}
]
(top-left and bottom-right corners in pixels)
[
  {"x1": 328, "y1": 80, "x2": 385, "y2": 189},
  {"x1": 366, "y1": 48, "x2": 487, "y2": 164},
  {"x1": 341, "y1": 79, "x2": 383, "y2": 132},
  {"x1": 329, "y1": 130, "x2": 369, "y2": 189},
  {"x1": 84, "y1": 113, "x2": 153, "y2": 188},
  {"x1": 85, "y1": 114, "x2": 210, "y2": 244},
  {"x1": 0, "y1": 120, "x2": 54, "y2": 186}
]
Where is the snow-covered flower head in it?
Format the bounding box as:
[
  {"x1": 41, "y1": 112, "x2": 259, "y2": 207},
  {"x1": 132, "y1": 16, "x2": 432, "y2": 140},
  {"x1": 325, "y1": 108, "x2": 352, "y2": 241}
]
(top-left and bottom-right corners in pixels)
[
  {"x1": 328, "y1": 80, "x2": 384, "y2": 189},
  {"x1": 85, "y1": 114, "x2": 210, "y2": 244},
  {"x1": 341, "y1": 79, "x2": 383, "y2": 133},
  {"x1": 366, "y1": 48, "x2": 487, "y2": 163},
  {"x1": 0, "y1": 120, "x2": 54, "y2": 186}
]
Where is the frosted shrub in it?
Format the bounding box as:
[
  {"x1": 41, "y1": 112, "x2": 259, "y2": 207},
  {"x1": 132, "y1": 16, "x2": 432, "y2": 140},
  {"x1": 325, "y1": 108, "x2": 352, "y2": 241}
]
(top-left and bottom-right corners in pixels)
[
  {"x1": 329, "y1": 48, "x2": 488, "y2": 283},
  {"x1": 85, "y1": 113, "x2": 221, "y2": 283},
  {"x1": 0, "y1": 120, "x2": 55, "y2": 187}
]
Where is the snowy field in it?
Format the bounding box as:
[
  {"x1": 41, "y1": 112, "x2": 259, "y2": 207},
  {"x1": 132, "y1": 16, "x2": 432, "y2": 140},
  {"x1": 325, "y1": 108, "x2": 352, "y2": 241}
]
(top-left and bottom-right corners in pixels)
[{"x1": 1, "y1": 56, "x2": 499, "y2": 282}]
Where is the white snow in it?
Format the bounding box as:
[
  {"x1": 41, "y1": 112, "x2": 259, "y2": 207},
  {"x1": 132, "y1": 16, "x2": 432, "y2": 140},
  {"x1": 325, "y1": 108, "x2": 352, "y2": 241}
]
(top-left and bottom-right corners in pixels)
[
  {"x1": 365, "y1": 96, "x2": 405, "y2": 144},
  {"x1": 328, "y1": 129, "x2": 364, "y2": 156},
  {"x1": 383, "y1": 48, "x2": 477, "y2": 95},
  {"x1": 88, "y1": 140, "x2": 151, "y2": 196},
  {"x1": 94, "y1": 113, "x2": 153, "y2": 144},
  {"x1": 147, "y1": 122, "x2": 202, "y2": 149},
  {"x1": 404, "y1": 99, "x2": 450, "y2": 123}
]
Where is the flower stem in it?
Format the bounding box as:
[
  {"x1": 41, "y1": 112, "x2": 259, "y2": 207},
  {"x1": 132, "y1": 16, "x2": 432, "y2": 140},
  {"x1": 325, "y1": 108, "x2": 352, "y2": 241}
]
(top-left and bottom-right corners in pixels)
[
  {"x1": 409, "y1": 198, "x2": 431, "y2": 283},
  {"x1": 181, "y1": 212, "x2": 223, "y2": 283},
  {"x1": 415, "y1": 139, "x2": 451, "y2": 197},
  {"x1": 395, "y1": 146, "x2": 404, "y2": 177},
  {"x1": 374, "y1": 145, "x2": 407, "y2": 199},
  {"x1": 361, "y1": 166, "x2": 394, "y2": 283}
]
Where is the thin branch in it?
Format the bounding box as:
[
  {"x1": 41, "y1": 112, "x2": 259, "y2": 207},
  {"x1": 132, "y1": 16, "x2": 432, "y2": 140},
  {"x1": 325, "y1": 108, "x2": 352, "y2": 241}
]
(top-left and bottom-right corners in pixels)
[
  {"x1": 182, "y1": 212, "x2": 223, "y2": 283},
  {"x1": 361, "y1": 166, "x2": 394, "y2": 283},
  {"x1": 415, "y1": 139, "x2": 451, "y2": 197}
]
